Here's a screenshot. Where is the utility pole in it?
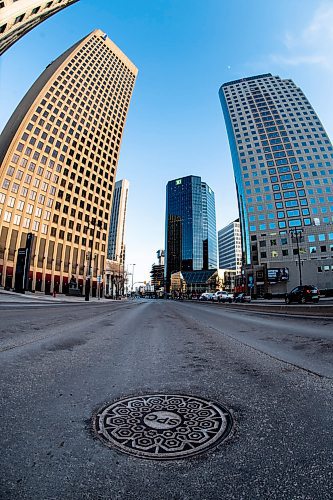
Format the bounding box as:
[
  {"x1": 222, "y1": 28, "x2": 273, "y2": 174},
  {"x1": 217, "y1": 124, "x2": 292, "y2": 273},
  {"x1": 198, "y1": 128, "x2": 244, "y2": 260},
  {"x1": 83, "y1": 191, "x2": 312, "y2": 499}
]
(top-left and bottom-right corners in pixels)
[
  {"x1": 130, "y1": 263, "x2": 136, "y2": 296},
  {"x1": 290, "y1": 228, "x2": 303, "y2": 286}
]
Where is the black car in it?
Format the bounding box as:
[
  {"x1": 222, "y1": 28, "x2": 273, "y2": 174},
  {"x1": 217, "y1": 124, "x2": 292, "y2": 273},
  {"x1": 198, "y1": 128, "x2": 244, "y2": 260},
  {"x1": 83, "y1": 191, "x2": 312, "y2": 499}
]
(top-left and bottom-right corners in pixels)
[
  {"x1": 285, "y1": 285, "x2": 320, "y2": 304},
  {"x1": 234, "y1": 293, "x2": 251, "y2": 303}
]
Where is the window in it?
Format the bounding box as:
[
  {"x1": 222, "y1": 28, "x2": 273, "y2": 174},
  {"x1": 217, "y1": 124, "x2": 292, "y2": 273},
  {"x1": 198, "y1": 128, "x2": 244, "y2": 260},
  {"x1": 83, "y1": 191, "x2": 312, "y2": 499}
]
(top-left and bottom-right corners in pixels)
[
  {"x1": 14, "y1": 14, "x2": 25, "y2": 24},
  {"x1": 3, "y1": 211, "x2": 12, "y2": 222},
  {"x1": 13, "y1": 214, "x2": 21, "y2": 225},
  {"x1": 26, "y1": 204, "x2": 33, "y2": 214},
  {"x1": 23, "y1": 217, "x2": 30, "y2": 228},
  {"x1": 7, "y1": 196, "x2": 15, "y2": 208}
]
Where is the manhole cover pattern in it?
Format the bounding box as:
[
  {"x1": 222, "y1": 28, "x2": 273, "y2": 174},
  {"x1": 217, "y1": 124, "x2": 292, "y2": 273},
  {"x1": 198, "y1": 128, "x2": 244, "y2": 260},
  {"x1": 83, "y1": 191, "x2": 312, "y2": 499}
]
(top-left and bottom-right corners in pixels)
[{"x1": 93, "y1": 394, "x2": 233, "y2": 460}]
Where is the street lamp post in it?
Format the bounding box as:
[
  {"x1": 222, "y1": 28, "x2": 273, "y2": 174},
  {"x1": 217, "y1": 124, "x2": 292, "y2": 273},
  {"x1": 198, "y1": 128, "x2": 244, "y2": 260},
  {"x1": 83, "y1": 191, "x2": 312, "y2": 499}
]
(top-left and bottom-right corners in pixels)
[
  {"x1": 130, "y1": 263, "x2": 136, "y2": 295},
  {"x1": 85, "y1": 219, "x2": 102, "y2": 301},
  {"x1": 290, "y1": 228, "x2": 303, "y2": 286}
]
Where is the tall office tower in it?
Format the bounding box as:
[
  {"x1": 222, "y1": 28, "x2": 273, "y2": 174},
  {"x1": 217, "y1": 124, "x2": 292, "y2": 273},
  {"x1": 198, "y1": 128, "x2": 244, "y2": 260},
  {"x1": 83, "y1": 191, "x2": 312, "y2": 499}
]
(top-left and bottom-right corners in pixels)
[
  {"x1": 0, "y1": 29, "x2": 138, "y2": 294},
  {"x1": 219, "y1": 74, "x2": 333, "y2": 293},
  {"x1": 150, "y1": 249, "x2": 165, "y2": 291},
  {"x1": 156, "y1": 248, "x2": 165, "y2": 266},
  {"x1": 0, "y1": 0, "x2": 79, "y2": 56},
  {"x1": 218, "y1": 219, "x2": 242, "y2": 274},
  {"x1": 165, "y1": 175, "x2": 217, "y2": 290},
  {"x1": 202, "y1": 181, "x2": 218, "y2": 270},
  {"x1": 107, "y1": 178, "x2": 129, "y2": 265}
]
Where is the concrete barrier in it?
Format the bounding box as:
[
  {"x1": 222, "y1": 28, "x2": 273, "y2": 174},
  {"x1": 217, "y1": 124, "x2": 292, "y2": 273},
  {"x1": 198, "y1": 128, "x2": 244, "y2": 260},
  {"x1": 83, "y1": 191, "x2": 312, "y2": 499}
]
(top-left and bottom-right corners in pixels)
[{"x1": 224, "y1": 302, "x2": 333, "y2": 317}]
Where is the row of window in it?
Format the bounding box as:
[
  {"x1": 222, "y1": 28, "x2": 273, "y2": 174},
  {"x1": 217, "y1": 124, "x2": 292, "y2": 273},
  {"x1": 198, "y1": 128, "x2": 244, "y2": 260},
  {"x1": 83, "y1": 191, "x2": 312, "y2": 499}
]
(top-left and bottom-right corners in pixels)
[
  {"x1": 0, "y1": 0, "x2": 64, "y2": 33},
  {"x1": 257, "y1": 244, "x2": 333, "y2": 259}
]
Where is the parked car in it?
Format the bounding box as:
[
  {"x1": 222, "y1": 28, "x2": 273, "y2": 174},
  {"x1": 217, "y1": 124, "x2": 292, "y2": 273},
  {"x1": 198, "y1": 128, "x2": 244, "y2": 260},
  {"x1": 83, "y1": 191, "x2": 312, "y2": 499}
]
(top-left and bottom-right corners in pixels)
[
  {"x1": 285, "y1": 285, "x2": 320, "y2": 304},
  {"x1": 234, "y1": 293, "x2": 251, "y2": 303},
  {"x1": 213, "y1": 290, "x2": 233, "y2": 303},
  {"x1": 199, "y1": 292, "x2": 214, "y2": 301}
]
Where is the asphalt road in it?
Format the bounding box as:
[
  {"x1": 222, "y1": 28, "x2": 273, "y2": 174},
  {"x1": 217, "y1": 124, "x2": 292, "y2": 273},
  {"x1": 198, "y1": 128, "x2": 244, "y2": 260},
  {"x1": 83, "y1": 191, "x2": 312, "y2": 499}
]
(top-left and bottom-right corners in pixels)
[{"x1": 0, "y1": 298, "x2": 332, "y2": 499}]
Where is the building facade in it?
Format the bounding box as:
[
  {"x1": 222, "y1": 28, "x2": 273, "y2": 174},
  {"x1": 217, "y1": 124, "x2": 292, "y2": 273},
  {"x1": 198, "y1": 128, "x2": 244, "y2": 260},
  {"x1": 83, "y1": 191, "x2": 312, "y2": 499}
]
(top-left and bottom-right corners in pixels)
[
  {"x1": 219, "y1": 74, "x2": 333, "y2": 294},
  {"x1": 107, "y1": 178, "x2": 129, "y2": 265},
  {"x1": 202, "y1": 181, "x2": 218, "y2": 270},
  {"x1": 150, "y1": 249, "x2": 164, "y2": 292},
  {"x1": 218, "y1": 219, "x2": 242, "y2": 275},
  {"x1": 0, "y1": 29, "x2": 138, "y2": 294},
  {"x1": 165, "y1": 175, "x2": 217, "y2": 290},
  {"x1": 0, "y1": 0, "x2": 79, "y2": 56},
  {"x1": 170, "y1": 268, "x2": 236, "y2": 296}
]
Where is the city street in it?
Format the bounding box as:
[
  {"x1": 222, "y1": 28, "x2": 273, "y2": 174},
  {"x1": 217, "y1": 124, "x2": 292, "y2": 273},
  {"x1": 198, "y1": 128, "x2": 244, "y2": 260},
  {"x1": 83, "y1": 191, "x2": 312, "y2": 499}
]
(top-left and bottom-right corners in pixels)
[{"x1": 0, "y1": 297, "x2": 332, "y2": 499}]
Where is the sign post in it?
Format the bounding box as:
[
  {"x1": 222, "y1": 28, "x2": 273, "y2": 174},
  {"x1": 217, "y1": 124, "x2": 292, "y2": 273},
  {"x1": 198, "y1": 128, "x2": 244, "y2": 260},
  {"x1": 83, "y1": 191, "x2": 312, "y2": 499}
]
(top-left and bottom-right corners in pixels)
[
  {"x1": 14, "y1": 233, "x2": 34, "y2": 293},
  {"x1": 97, "y1": 275, "x2": 102, "y2": 300}
]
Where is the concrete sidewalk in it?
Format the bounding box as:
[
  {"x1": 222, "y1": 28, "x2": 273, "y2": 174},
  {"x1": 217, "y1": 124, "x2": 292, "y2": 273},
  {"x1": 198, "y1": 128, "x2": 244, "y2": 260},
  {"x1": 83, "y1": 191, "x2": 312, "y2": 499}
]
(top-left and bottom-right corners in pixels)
[{"x1": 0, "y1": 288, "x2": 124, "y2": 303}]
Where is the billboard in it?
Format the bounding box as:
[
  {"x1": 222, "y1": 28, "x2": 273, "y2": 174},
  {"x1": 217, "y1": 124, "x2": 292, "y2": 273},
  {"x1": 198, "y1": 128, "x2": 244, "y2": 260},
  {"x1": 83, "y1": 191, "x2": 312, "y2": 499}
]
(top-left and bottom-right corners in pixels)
[{"x1": 267, "y1": 268, "x2": 289, "y2": 283}]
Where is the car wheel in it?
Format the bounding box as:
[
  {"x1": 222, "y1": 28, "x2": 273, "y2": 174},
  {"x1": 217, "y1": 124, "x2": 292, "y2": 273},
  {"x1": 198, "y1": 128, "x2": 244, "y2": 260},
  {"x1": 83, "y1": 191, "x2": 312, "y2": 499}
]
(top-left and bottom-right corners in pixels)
[
  {"x1": 301, "y1": 297, "x2": 306, "y2": 304},
  {"x1": 313, "y1": 299, "x2": 319, "y2": 304},
  {"x1": 285, "y1": 297, "x2": 290, "y2": 304}
]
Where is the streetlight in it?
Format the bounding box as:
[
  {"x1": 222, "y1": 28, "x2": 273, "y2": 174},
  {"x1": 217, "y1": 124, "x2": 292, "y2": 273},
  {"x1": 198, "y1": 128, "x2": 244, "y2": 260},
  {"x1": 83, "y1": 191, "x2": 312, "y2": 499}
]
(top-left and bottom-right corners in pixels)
[
  {"x1": 290, "y1": 227, "x2": 303, "y2": 286},
  {"x1": 130, "y1": 263, "x2": 136, "y2": 295},
  {"x1": 85, "y1": 219, "x2": 102, "y2": 301}
]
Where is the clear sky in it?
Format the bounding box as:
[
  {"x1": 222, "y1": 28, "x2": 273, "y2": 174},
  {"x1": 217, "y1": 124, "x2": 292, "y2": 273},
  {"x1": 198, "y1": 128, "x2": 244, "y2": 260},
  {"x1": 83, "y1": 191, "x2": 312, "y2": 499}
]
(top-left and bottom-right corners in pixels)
[{"x1": 1, "y1": 0, "x2": 333, "y2": 283}]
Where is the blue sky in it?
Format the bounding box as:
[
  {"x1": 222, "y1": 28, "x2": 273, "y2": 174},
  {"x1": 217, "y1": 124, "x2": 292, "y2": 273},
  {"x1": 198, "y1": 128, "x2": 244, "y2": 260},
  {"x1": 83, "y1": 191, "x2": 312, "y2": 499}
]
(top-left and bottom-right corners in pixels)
[{"x1": 1, "y1": 0, "x2": 333, "y2": 283}]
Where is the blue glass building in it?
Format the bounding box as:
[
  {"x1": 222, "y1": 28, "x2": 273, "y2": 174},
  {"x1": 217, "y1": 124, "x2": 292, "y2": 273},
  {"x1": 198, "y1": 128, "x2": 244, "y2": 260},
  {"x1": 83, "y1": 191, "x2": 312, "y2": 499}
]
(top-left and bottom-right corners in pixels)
[
  {"x1": 219, "y1": 73, "x2": 333, "y2": 293},
  {"x1": 165, "y1": 175, "x2": 217, "y2": 289}
]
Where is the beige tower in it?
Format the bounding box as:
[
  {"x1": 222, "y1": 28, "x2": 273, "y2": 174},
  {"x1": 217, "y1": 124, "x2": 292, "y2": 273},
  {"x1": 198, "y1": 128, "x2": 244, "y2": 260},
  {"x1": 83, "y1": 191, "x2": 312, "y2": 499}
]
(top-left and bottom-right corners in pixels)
[
  {"x1": 0, "y1": 0, "x2": 79, "y2": 56},
  {"x1": 0, "y1": 28, "x2": 138, "y2": 295},
  {"x1": 107, "y1": 178, "x2": 129, "y2": 265}
]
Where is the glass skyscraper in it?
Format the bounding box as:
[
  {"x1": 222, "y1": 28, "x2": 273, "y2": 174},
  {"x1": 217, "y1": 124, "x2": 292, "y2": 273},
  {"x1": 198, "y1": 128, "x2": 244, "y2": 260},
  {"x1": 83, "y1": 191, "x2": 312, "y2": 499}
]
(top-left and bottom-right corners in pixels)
[
  {"x1": 219, "y1": 73, "x2": 333, "y2": 293},
  {"x1": 165, "y1": 175, "x2": 217, "y2": 289}
]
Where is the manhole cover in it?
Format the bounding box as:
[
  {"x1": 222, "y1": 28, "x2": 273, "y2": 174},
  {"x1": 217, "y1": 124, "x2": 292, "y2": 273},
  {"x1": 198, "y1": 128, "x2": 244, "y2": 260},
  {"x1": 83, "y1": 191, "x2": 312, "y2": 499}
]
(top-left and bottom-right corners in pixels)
[{"x1": 93, "y1": 394, "x2": 233, "y2": 460}]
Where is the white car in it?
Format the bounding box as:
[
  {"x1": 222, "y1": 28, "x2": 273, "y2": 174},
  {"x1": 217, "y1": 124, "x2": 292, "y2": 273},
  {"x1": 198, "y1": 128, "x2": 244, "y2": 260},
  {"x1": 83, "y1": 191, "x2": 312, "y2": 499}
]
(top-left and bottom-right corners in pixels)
[
  {"x1": 199, "y1": 292, "x2": 214, "y2": 301},
  {"x1": 213, "y1": 291, "x2": 233, "y2": 303}
]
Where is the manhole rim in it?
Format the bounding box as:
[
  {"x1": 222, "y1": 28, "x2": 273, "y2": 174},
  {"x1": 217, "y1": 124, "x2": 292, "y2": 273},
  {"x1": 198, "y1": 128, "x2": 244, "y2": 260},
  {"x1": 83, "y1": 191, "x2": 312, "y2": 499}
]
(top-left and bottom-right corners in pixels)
[{"x1": 92, "y1": 392, "x2": 235, "y2": 461}]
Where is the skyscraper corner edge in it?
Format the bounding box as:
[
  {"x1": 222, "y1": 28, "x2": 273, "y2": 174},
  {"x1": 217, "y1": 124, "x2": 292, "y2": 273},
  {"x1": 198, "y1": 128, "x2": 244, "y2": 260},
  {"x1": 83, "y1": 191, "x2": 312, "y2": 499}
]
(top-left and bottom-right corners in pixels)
[{"x1": 218, "y1": 84, "x2": 251, "y2": 265}]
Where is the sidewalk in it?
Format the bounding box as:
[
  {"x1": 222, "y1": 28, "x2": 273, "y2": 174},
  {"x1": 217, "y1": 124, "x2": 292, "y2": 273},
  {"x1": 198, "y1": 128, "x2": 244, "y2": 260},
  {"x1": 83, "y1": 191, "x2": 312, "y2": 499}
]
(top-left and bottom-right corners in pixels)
[{"x1": 0, "y1": 288, "x2": 124, "y2": 303}]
